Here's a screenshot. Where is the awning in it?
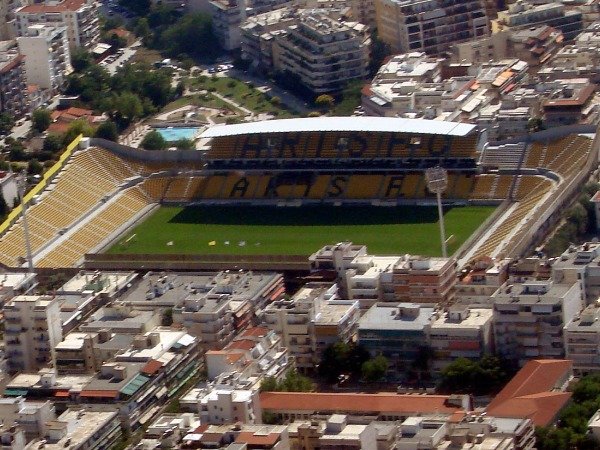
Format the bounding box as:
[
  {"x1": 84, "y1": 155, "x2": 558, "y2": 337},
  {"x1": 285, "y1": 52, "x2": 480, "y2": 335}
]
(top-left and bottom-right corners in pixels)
[
  {"x1": 4, "y1": 389, "x2": 27, "y2": 397},
  {"x1": 54, "y1": 390, "x2": 70, "y2": 398},
  {"x1": 80, "y1": 390, "x2": 119, "y2": 399},
  {"x1": 155, "y1": 386, "x2": 168, "y2": 399}
]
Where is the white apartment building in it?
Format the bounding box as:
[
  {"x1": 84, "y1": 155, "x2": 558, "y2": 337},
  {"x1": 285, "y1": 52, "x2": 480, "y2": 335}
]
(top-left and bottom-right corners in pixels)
[
  {"x1": 24, "y1": 408, "x2": 122, "y2": 450},
  {"x1": 429, "y1": 306, "x2": 494, "y2": 374},
  {"x1": 4, "y1": 295, "x2": 63, "y2": 373},
  {"x1": 198, "y1": 387, "x2": 261, "y2": 424},
  {"x1": 264, "y1": 283, "x2": 359, "y2": 372},
  {"x1": 494, "y1": 1, "x2": 583, "y2": 40},
  {"x1": 552, "y1": 242, "x2": 600, "y2": 305},
  {"x1": 272, "y1": 12, "x2": 371, "y2": 94},
  {"x1": 564, "y1": 305, "x2": 600, "y2": 375},
  {"x1": 14, "y1": 0, "x2": 99, "y2": 49},
  {"x1": 375, "y1": 0, "x2": 489, "y2": 55},
  {"x1": 0, "y1": 398, "x2": 56, "y2": 442},
  {"x1": 17, "y1": 25, "x2": 72, "y2": 92},
  {"x1": 492, "y1": 280, "x2": 582, "y2": 365}
]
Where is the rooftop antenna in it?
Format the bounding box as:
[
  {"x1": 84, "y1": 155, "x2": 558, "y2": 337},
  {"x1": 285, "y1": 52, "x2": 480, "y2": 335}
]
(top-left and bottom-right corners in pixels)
[{"x1": 425, "y1": 166, "x2": 448, "y2": 258}]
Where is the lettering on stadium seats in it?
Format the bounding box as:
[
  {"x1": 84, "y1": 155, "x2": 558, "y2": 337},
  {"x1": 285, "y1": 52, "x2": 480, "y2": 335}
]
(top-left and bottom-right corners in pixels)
[
  {"x1": 230, "y1": 177, "x2": 250, "y2": 197},
  {"x1": 385, "y1": 175, "x2": 405, "y2": 197},
  {"x1": 236, "y1": 132, "x2": 462, "y2": 159},
  {"x1": 327, "y1": 176, "x2": 348, "y2": 197}
]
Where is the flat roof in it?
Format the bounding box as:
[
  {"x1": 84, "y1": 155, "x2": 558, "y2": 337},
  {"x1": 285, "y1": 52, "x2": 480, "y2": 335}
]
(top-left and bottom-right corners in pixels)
[{"x1": 200, "y1": 117, "x2": 476, "y2": 138}]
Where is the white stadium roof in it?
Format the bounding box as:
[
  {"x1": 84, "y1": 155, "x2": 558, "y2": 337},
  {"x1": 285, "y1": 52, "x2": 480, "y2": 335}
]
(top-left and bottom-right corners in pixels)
[{"x1": 200, "y1": 117, "x2": 476, "y2": 138}]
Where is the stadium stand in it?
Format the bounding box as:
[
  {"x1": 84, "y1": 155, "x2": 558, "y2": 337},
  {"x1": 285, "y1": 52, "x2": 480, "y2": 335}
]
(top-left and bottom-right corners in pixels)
[{"x1": 0, "y1": 118, "x2": 595, "y2": 269}]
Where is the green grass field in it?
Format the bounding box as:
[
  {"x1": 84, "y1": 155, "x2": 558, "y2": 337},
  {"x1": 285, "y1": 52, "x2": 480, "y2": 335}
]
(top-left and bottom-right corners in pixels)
[{"x1": 106, "y1": 205, "x2": 495, "y2": 256}]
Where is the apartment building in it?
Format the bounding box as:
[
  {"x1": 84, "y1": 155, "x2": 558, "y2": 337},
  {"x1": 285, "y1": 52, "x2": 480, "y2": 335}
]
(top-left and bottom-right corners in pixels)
[
  {"x1": 552, "y1": 242, "x2": 600, "y2": 304},
  {"x1": 17, "y1": 25, "x2": 72, "y2": 92},
  {"x1": 25, "y1": 408, "x2": 122, "y2": 450},
  {"x1": 272, "y1": 12, "x2": 371, "y2": 94},
  {"x1": 564, "y1": 305, "x2": 600, "y2": 375},
  {"x1": 358, "y1": 303, "x2": 437, "y2": 378},
  {"x1": 0, "y1": 46, "x2": 28, "y2": 118},
  {"x1": 392, "y1": 256, "x2": 457, "y2": 304},
  {"x1": 241, "y1": 7, "x2": 298, "y2": 70},
  {"x1": 493, "y1": 1, "x2": 583, "y2": 41},
  {"x1": 0, "y1": 398, "x2": 56, "y2": 441},
  {"x1": 4, "y1": 295, "x2": 63, "y2": 373},
  {"x1": 375, "y1": 0, "x2": 489, "y2": 55},
  {"x1": 205, "y1": 326, "x2": 291, "y2": 382},
  {"x1": 117, "y1": 271, "x2": 285, "y2": 350},
  {"x1": 492, "y1": 280, "x2": 582, "y2": 365},
  {"x1": 14, "y1": 0, "x2": 100, "y2": 49},
  {"x1": 264, "y1": 283, "x2": 359, "y2": 371},
  {"x1": 429, "y1": 306, "x2": 494, "y2": 374},
  {"x1": 190, "y1": 0, "x2": 291, "y2": 51},
  {"x1": 198, "y1": 387, "x2": 262, "y2": 424}
]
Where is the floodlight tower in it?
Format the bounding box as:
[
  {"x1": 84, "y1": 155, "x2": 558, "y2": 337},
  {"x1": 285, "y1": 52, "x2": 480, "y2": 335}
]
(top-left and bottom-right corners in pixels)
[
  {"x1": 17, "y1": 171, "x2": 34, "y2": 273},
  {"x1": 425, "y1": 166, "x2": 448, "y2": 258}
]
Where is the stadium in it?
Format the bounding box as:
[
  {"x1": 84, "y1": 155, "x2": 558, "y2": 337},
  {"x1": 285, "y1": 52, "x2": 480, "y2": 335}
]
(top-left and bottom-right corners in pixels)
[{"x1": 0, "y1": 116, "x2": 597, "y2": 271}]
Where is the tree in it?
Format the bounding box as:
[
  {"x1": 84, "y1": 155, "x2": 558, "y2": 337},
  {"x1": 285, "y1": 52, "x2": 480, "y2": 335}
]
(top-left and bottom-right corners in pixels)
[
  {"x1": 315, "y1": 94, "x2": 334, "y2": 110},
  {"x1": 113, "y1": 91, "x2": 144, "y2": 124},
  {"x1": 63, "y1": 119, "x2": 94, "y2": 146},
  {"x1": 70, "y1": 48, "x2": 92, "y2": 72},
  {"x1": 27, "y1": 159, "x2": 43, "y2": 175},
  {"x1": 134, "y1": 17, "x2": 151, "y2": 41},
  {"x1": 318, "y1": 342, "x2": 370, "y2": 383},
  {"x1": 161, "y1": 308, "x2": 173, "y2": 326},
  {"x1": 369, "y1": 31, "x2": 391, "y2": 75},
  {"x1": 43, "y1": 134, "x2": 64, "y2": 153},
  {"x1": 175, "y1": 81, "x2": 185, "y2": 98},
  {"x1": 119, "y1": 0, "x2": 150, "y2": 15},
  {"x1": 141, "y1": 130, "x2": 167, "y2": 150},
  {"x1": 361, "y1": 355, "x2": 388, "y2": 382},
  {"x1": 439, "y1": 355, "x2": 513, "y2": 395},
  {"x1": 156, "y1": 13, "x2": 219, "y2": 59},
  {"x1": 174, "y1": 138, "x2": 194, "y2": 150},
  {"x1": 260, "y1": 370, "x2": 313, "y2": 392},
  {"x1": 32, "y1": 108, "x2": 52, "y2": 133},
  {"x1": 0, "y1": 194, "x2": 8, "y2": 220},
  {"x1": 94, "y1": 121, "x2": 119, "y2": 141},
  {"x1": 0, "y1": 112, "x2": 14, "y2": 135}
]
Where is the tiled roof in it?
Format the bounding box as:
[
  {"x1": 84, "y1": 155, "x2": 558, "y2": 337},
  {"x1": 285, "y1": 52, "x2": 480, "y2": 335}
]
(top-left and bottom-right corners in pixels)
[
  {"x1": 19, "y1": 0, "x2": 88, "y2": 13},
  {"x1": 486, "y1": 359, "x2": 573, "y2": 426},
  {"x1": 487, "y1": 392, "x2": 571, "y2": 426},
  {"x1": 141, "y1": 359, "x2": 163, "y2": 376},
  {"x1": 235, "y1": 431, "x2": 280, "y2": 446},
  {"x1": 241, "y1": 326, "x2": 269, "y2": 338},
  {"x1": 260, "y1": 392, "x2": 463, "y2": 414},
  {"x1": 487, "y1": 359, "x2": 572, "y2": 409}
]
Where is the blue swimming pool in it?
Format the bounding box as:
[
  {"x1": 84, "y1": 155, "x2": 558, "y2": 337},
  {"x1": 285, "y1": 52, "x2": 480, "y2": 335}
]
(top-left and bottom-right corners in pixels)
[{"x1": 154, "y1": 127, "x2": 200, "y2": 142}]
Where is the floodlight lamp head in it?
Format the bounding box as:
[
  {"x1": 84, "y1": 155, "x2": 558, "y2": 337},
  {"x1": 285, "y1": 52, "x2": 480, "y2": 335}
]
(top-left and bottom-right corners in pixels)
[{"x1": 425, "y1": 166, "x2": 448, "y2": 194}]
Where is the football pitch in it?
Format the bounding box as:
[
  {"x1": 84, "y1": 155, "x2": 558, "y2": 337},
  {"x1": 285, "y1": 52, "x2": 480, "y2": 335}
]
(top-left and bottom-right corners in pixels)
[{"x1": 106, "y1": 204, "x2": 495, "y2": 256}]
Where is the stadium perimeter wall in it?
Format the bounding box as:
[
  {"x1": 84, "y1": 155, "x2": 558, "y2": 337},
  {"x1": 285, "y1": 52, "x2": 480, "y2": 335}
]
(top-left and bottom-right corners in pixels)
[{"x1": 90, "y1": 138, "x2": 204, "y2": 163}]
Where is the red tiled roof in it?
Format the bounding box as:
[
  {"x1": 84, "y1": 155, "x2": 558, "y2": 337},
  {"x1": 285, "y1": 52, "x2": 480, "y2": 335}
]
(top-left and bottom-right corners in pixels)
[
  {"x1": 19, "y1": 0, "x2": 87, "y2": 13},
  {"x1": 53, "y1": 390, "x2": 70, "y2": 398},
  {"x1": 487, "y1": 359, "x2": 572, "y2": 410},
  {"x1": 486, "y1": 359, "x2": 573, "y2": 426},
  {"x1": 142, "y1": 359, "x2": 163, "y2": 375},
  {"x1": 235, "y1": 431, "x2": 280, "y2": 446},
  {"x1": 241, "y1": 326, "x2": 269, "y2": 338},
  {"x1": 65, "y1": 106, "x2": 93, "y2": 117},
  {"x1": 487, "y1": 392, "x2": 571, "y2": 427},
  {"x1": 260, "y1": 392, "x2": 463, "y2": 415},
  {"x1": 226, "y1": 339, "x2": 256, "y2": 351}
]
